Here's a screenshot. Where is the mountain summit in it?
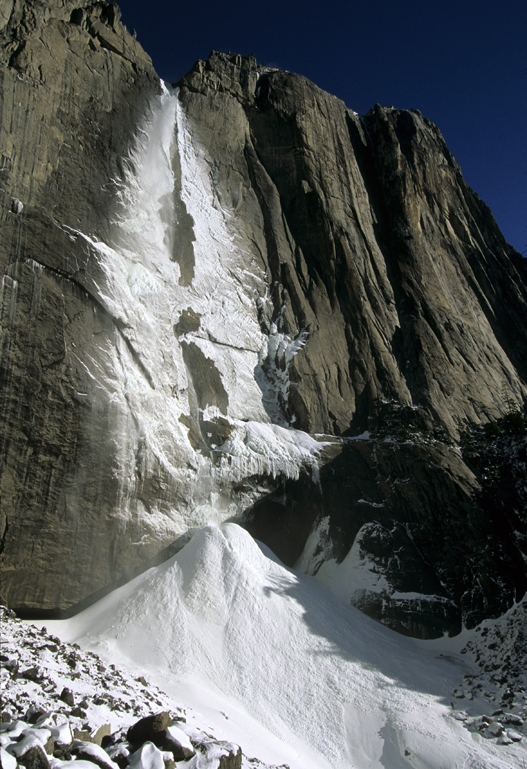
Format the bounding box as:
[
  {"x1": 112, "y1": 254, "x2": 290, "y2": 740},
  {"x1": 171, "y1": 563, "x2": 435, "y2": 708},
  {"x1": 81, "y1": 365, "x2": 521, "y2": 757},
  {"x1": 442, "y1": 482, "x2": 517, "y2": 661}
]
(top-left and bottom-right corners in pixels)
[{"x1": 0, "y1": 5, "x2": 526, "y2": 640}]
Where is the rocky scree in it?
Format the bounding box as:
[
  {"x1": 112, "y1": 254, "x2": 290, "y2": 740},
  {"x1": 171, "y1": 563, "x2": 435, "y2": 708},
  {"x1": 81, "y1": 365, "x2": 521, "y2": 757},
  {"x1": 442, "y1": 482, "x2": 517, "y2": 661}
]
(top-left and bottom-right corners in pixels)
[
  {"x1": 448, "y1": 596, "x2": 527, "y2": 746},
  {"x1": 0, "y1": 608, "x2": 280, "y2": 769}
]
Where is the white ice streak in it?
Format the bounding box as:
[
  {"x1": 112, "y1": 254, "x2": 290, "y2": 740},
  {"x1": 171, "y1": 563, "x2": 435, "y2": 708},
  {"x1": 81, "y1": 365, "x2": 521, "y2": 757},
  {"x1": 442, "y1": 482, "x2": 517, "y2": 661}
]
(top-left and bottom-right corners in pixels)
[
  {"x1": 214, "y1": 420, "x2": 325, "y2": 483},
  {"x1": 257, "y1": 322, "x2": 309, "y2": 425},
  {"x1": 60, "y1": 92, "x2": 194, "y2": 493},
  {"x1": 57, "y1": 86, "x2": 322, "y2": 537}
]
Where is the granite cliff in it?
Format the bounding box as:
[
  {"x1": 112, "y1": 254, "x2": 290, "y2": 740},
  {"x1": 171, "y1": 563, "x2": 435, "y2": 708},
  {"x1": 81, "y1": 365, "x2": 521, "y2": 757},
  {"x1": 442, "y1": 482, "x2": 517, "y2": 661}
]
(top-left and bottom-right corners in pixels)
[{"x1": 1, "y1": 2, "x2": 526, "y2": 638}]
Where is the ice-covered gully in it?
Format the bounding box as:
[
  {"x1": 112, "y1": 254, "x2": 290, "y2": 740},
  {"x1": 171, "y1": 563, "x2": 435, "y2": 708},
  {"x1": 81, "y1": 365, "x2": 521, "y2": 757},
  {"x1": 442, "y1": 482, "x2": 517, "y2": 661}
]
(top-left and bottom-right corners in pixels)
[{"x1": 0, "y1": 609, "x2": 273, "y2": 769}]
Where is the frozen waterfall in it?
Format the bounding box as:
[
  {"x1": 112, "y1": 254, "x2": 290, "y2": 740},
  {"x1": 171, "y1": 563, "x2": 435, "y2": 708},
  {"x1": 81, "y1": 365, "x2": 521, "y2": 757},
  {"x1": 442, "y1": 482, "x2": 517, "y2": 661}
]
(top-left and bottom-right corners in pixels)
[{"x1": 62, "y1": 84, "x2": 325, "y2": 542}]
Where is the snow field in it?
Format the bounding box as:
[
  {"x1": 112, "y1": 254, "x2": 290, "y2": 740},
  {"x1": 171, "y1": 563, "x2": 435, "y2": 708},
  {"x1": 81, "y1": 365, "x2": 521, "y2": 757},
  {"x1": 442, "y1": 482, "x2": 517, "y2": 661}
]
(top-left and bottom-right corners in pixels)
[{"x1": 34, "y1": 523, "x2": 527, "y2": 769}]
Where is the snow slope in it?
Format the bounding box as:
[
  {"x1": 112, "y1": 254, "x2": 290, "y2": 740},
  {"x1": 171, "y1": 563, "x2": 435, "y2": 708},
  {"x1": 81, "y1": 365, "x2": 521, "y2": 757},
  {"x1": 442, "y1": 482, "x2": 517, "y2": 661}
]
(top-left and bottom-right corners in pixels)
[{"x1": 34, "y1": 524, "x2": 527, "y2": 769}]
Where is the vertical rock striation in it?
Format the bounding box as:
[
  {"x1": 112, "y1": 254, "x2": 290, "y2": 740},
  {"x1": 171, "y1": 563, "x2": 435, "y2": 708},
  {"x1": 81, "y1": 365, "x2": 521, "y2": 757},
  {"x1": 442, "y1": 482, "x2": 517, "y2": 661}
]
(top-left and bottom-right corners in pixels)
[
  {"x1": 178, "y1": 54, "x2": 526, "y2": 437},
  {"x1": 0, "y1": 0, "x2": 162, "y2": 609}
]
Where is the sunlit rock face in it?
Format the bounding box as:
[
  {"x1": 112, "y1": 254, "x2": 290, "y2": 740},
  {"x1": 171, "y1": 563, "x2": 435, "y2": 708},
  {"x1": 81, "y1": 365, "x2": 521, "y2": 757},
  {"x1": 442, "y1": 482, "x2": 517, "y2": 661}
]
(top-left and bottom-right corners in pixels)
[
  {"x1": 0, "y1": 8, "x2": 329, "y2": 613},
  {"x1": 179, "y1": 54, "x2": 527, "y2": 436},
  {"x1": 1, "y1": 9, "x2": 526, "y2": 637}
]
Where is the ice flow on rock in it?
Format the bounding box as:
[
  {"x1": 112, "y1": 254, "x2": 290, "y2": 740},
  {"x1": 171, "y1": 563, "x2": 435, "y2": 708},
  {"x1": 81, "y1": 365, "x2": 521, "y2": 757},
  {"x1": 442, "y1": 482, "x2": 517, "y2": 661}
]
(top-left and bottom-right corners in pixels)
[{"x1": 65, "y1": 84, "x2": 324, "y2": 549}]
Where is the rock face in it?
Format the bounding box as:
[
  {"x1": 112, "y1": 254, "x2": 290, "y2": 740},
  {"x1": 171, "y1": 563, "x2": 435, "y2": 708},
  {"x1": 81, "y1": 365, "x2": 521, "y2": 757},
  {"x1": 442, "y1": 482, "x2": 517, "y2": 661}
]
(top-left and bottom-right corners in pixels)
[
  {"x1": 1, "y1": 14, "x2": 526, "y2": 638},
  {"x1": 178, "y1": 54, "x2": 527, "y2": 437},
  {"x1": 0, "y1": 0, "x2": 163, "y2": 612}
]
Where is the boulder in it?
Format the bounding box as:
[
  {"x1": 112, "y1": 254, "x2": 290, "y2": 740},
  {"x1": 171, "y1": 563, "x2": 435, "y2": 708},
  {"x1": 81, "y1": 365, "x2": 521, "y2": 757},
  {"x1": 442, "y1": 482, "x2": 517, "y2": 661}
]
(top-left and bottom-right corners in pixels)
[
  {"x1": 72, "y1": 740, "x2": 120, "y2": 769},
  {"x1": 218, "y1": 745, "x2": 242, "y2": 769},
  {"x1": 18, "y1": 746, "x2": 50, "y2": 769},
  {"x1": 126, "y1": 713, "x2": 172, "y2": 748},
  {"x1": 128, "y1": 742, "x2": 165, "y2": 769},
  {"x1": 59, "y1": 688, "x2": 75, "y2": 707},
  {"x1": 0, "y1": 747, "x2": 17, "y2": 769},
  {"x1": 11, "y1": 728, "x2": 53, "y2": 757},
  {"x1": 91, "y1": 724, "x2": 111, "y2": 747},
  {"x1": 161, "y1": 725, "x2": 195, "y2": 761},
  {"x1": 20, "y1": 667, "x2": 45, "y2": 682}
]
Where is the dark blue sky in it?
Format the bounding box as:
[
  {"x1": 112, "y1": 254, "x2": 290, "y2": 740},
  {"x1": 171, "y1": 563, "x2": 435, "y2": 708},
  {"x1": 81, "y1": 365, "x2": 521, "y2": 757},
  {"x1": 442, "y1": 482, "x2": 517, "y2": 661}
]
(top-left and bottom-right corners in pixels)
[{"x1": 120, "y1": 0, "x2": 526, "y2": 255}]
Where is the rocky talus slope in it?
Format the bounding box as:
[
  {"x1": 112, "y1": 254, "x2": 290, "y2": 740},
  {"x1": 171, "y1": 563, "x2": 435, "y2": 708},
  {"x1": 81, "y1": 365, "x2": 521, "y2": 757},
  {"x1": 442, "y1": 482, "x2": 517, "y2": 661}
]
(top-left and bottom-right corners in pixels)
[
  {"x1": 0, "y1": 607, "x2": 269, "y2": 769},
  {"x1": 2, "y1": 599, "x2": 527, "y2": 768},
  {"x1": 0, "y1": 1, "x2": 526, "y2": 638}
]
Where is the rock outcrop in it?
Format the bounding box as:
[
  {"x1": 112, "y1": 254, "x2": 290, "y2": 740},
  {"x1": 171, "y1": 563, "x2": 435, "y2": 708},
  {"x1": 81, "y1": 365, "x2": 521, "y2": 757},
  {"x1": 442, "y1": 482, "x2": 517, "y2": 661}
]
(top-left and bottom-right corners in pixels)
[
  {"x1": 1, "y1": 12, "x2": 526, "y2": 638},
  {"x1": 0, "y1": 0, "x2": 163, "y2": 611}
]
